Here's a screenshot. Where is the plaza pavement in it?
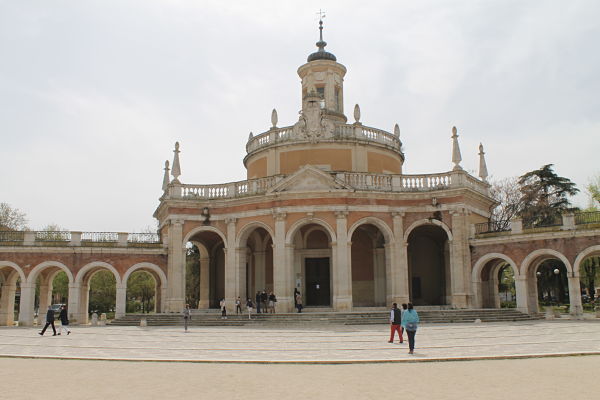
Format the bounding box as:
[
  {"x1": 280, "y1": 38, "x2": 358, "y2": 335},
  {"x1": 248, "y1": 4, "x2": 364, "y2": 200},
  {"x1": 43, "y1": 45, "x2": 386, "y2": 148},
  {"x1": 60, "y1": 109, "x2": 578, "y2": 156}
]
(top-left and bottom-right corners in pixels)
[{"x1": 1, "y1": 319, "x2": 600, "y2": 363}]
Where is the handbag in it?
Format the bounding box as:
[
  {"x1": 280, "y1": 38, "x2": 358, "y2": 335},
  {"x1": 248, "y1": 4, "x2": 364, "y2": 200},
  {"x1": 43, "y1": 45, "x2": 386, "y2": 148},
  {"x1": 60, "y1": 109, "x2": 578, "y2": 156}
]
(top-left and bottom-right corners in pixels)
[{"x1": 406, "y1": 322, "x2": 417, "y2": 331}]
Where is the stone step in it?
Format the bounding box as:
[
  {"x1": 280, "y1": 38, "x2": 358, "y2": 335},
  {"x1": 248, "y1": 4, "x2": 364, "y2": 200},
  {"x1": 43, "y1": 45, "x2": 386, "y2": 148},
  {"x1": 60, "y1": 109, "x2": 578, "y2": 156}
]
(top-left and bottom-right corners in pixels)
[{"x1": 110, "y1": 309, "x2": 541, "y2": 326}]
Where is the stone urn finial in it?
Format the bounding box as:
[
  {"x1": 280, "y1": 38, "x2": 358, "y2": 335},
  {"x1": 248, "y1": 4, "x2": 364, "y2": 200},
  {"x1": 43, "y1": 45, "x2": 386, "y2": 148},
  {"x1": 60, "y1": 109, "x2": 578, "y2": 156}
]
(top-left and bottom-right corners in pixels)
[
  {"x1": 353, "y1": 104, "x2": 361, "y2": 123},
  {"x1": 271, "y1": 109, "x2": 278, "y2": 128},
  {"x1": 248, "y1": 131, "x2": 253, "y2": 140},
  {"x1": 451, "y1": 126, "x2": 462, "y2": 170},
  {"x1": 394, "y1": 123, "x2": 400, "y2": 137}
]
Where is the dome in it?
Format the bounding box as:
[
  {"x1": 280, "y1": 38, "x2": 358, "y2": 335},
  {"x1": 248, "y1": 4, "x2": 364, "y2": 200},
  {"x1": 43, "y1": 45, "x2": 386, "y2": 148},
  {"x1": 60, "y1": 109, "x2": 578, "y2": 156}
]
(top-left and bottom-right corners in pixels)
[{"x1": 307, "y1": 41, "x2": 337, "y2": 62}]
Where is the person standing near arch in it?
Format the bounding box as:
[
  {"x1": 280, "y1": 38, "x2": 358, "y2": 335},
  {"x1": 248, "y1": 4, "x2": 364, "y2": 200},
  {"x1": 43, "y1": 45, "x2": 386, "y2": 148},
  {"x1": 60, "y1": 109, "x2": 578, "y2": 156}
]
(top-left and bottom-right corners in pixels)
[
  {"x1": 183, "y1": 304, "x2": 191, "y2": 332},
  {"x1": 401, "y1": 303, "x2": 419, "y2": 354},
  {"x1": 39, "y1": 306, "x2": 56, "y2": 336},
  {"x1": 388, "y1": 303, "x2": 402, "y2": 344},
  {"x1": 57, "y1": 305, "x2": 71, "y2": 336}
]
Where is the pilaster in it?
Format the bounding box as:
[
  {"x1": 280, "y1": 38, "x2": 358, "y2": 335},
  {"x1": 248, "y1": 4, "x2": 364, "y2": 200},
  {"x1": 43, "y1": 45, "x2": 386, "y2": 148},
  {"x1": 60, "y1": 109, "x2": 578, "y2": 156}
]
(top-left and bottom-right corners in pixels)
[
  {"x1": 224, "y1": 217, "x2": 238, "y2": 310},
  {"x1": 166, "y1": 219, "x2": 185, "y2": 312},
  {"x1": 272, "y1": 212, "x2": 293, "y2": 312},
  {"x1": 333, "y1": 211, "x2": 352, "y2": 311},
  {"x1": 198, "y1": 256, "x2": 210, "y2": 309},
  {"x1": 115, "y1": 284, "x2": 126, "y2": 318},
  {"x1": 391, "y1": 212, "x2": 409, "y2": 304},
  {"x1": 0, "y1": 282, "x2": 16, "y2": 326},
  {"x1": 18, "y1": 283, "x2": 35, "y2": 327},
  {"x1": 68, "y1": 283, "x2": 82, "y2": 324},
  {"x1": 449, "y1": 209, "x2": 470, "y2": 308}
]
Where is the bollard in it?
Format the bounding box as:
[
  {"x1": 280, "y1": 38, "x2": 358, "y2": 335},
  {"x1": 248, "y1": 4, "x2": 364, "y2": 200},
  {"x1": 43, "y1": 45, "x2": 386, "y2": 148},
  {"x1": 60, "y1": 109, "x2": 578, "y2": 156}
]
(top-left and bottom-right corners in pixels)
[{"x1": 140, "y1": 317, "x2": 147, "y2": 327}]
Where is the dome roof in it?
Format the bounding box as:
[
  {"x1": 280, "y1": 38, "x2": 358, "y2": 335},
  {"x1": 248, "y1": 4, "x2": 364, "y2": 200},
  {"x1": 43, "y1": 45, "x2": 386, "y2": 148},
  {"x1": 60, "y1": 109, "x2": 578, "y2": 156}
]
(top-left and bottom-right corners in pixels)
[{"x1": 307, "y1": 20, "x2": 337, "y2": 63}]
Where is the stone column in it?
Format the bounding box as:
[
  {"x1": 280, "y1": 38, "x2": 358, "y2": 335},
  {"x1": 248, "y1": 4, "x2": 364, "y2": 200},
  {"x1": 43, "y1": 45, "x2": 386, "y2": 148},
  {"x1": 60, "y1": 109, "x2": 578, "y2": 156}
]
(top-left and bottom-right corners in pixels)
[
  {"x1": 224, "y1": 218, "x2": 238, "y2": 310},
  {"x1": 67, "y1": 283, "x2": 82, "y2": 324},
  {"x1": 198, "y1": 256, "x2": 210, "y2": 309},
  {"x1": 38, "y1": 280, "x2": 52, "y2": 323},
  {"x1": 449, "y1": 210, "x2": 471, "y2": 308},
  {"x1": 333, "y1": 211, "x2": 352, "y2": 311},
  {"x1": 115, "y1": 284, "x2": 126, "y2": 318},
  {"x1": 568, "y1": 275, "x2": 583, "y2": 317},
  {"x1": 273, "y1": 212, "x2": 293, "y2": 312},
  {"x1": 235, "y1": 246, "x2": 247, "y2": 304},
  {"x1": 166, "y1": 219, "x2": 185, "y2": 312},
  {"x1": 18, "y1": 283, "x2": 35, "y2": 327},
  {"x1": 391, "y1": 212, "x2": 409, "y2": 304},
  {"x1": 78, "y1": 284, "x2": 90, "y2": 324},
  {"x1": 0, "y1": 282, "x2": 16, "y2": 326},
  {"x1": 373, "y1": 248, "x2": 386, "y2": 306},
  {"x1": 514, "y1": 276, "x2": 530, "y2": 314}
]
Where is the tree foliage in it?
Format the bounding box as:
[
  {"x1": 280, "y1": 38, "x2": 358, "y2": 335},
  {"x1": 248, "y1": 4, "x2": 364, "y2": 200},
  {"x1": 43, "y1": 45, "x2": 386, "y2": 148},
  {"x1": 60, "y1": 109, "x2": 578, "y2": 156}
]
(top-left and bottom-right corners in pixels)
[
  {"x1": 579, "y1": 256, "x2": 600, "y2": 301},
  {"x1": 587, "y1": 174, "x2": 600, "y2": 209},
  {"x1": 489, "y1": 177, "x2": 524, "y2": 228},
  {"x1": 517, "y1": 164, "x2": 579, "y2": 226},
  {"x1": 0, "y1": 203, "x2": 28, "y2": 231},
  {"x1": 52, "y1": 271, "x2": 69, "y2": 304},
  {"x1": 126, "y1": 271, "x2": 155, "y2": 313},
  {"x1": 89, "y1": 270, "x2": 116, "y2": 314}
]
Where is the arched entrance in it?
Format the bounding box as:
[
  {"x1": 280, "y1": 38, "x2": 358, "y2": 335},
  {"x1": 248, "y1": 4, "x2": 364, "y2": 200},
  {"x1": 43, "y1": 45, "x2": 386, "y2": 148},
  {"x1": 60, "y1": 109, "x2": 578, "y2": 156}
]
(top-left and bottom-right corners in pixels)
[
  {"x1": 27, "y1": 262, "x2": 74, "y2": 326},
  {"x1": 473, "y1": 255, "x2": 517, "y2": 309},
  {"x1": 186, "y1": 230, "x2": 226, "y2": 309},
  {"x1": 350, "y1": 224, "x2": 387, "y2": 307},
  {"x1": 0, "y1": 263, "x2": 25, "y2": 326},
  {"x1": 574, "y1": 246, "x2": 600, "y2": 313},
  {"x1": 75, "y1": 262, "x2": 120, "y2": 324},
  {"x1": 407, "y1": 224, "x2": 450, "y2": 306},
  {"x1": 290, "y1": 223, "x2": 333, "y2": 307},
  {"x1": 522, "y1": 250, "x2": 571, "y2": 314},
  {"x1": 237, "y1": 225, "x2": 274, "y2": 303}
]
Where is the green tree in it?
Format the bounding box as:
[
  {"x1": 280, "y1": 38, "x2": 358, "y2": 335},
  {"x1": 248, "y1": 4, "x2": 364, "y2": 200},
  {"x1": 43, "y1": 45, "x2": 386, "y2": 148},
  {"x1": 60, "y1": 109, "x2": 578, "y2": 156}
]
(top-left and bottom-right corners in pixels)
[
  {"x1": 89, "y1": 271, "x2": 116, "y2": 314},
  {"x1": 127, "y1": 271, "x2": 155, "y2": 313},
  {"x1": 579, "y1": 257, "x2": 600, "y2": 301},
  {"x1": 52, "y1": 271, "x2": 69, "y2": 304},
  {"x1": 518, "y1": 164, "x2": 579, "y2": 226},
  {"x1": 0, "y1": 203, "x2": 28, "y2": 231},
  {"x1": 185, "y1": 244, "x2": 200, "y2": 308},
  {"x1": 587, "y1": 174, "x2": 600, "y2": 209}
]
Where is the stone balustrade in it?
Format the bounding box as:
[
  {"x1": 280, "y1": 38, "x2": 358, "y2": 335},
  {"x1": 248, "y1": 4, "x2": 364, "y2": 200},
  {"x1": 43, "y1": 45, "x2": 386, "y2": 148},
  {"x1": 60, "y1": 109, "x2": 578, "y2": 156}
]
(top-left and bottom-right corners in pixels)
[
  {"x1": 245, "y1": 123, "x2": 401, "y2": 154},
  {"x1": 0, "y1": 231, "x2": 162, "y2": 247},
  {"x1": 169, "y1": 169, "x2": 489, "y2": 201}
]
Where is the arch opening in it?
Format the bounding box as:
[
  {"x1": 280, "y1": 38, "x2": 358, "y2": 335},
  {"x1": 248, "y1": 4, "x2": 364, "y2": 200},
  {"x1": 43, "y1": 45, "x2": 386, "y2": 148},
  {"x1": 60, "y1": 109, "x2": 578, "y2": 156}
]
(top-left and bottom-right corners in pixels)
[
  {"x1": 407, "y1": 224, "x2": 449, "y2": 306},
  {"x1": 350, "y1": 223, "x2": 387, "y2": 307},
  {"x1": 126, "y1": 270, "x2": 157, "y2": 313},
  {"x1": 186, "y1": 230, "x2": 226, "y2": 309}
]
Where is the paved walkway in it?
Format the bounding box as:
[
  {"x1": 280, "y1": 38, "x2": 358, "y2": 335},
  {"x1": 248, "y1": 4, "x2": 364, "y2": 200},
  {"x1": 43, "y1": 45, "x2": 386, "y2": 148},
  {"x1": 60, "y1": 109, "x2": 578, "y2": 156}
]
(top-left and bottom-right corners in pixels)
[{"x1": 1, "y1": 320, "x2": 599, "y2": 363}]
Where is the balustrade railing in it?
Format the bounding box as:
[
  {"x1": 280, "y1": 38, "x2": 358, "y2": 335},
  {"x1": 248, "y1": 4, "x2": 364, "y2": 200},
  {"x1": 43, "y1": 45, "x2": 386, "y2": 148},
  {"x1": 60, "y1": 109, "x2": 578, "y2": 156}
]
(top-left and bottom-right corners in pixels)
[
  {"x1": 575, "y1": 211, "x2": 600, "y2": 225},
  {"x1": 181, "y1": 176, "x2": 276, "y2": 199},
  {"x1": 246, "y1": 124, "x2": 402, "y2": 154},
  {"x1": 35, "y1": 231, "x2": 71, "y2": 241},
  {"x1": 128, "y1": 233, "x2": 161, "y2": 243},
  {"x1": 81, "y1": 232, "x2": 119, "y2": 242}
]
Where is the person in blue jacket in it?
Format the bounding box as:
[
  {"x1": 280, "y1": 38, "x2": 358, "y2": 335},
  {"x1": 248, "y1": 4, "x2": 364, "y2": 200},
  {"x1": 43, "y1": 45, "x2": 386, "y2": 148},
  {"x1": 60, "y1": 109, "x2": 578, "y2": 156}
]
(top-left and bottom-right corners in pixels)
[{"x1": 401, "y1": 303, "x2": 419, "y2": 354}]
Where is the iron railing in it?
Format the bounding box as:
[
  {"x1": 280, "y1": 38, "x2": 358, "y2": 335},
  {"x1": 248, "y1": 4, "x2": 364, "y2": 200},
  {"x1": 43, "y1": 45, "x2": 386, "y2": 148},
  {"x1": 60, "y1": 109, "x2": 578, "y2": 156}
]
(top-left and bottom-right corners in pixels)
[
  {"x1": 128, "y1": 233, "x2": 161, "y2": 243},
  {"x1": 35, "y1": 231, "x2": 71, "y2": 241},
  {"x1": 0, "y1": 230, "x2": 25, "y2": 242},
  {"x1": 474, "y1": 220, "x2": 511, "y2": 235},
  {"x1": 523, "y1": 215, "x2": 563, "y2": 230},
  {"x1": 80, "y1": 232, "x2": 119, "y2": 242},
  {"x1": 575, "y1": 211, "x2": 600, "y2": 225}
]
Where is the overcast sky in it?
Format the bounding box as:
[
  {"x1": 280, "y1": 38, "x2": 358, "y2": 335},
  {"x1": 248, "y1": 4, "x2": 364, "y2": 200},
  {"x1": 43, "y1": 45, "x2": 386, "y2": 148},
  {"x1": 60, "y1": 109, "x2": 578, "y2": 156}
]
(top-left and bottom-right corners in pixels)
[{"x1": 1, "y1": 0, "x2": 599, "y2": 232}]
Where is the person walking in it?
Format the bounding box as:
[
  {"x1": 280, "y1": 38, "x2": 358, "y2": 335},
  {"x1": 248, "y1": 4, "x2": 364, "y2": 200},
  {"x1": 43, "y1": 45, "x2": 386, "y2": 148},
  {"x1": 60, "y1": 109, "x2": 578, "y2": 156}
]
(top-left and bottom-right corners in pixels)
[
  {"x1": 246, "y1": 298, "x2": 253, "y2": 320},
  {"x1": 57, "y1": 305, "x2": 71, "y2": 336},
  {"x1": 220, "y1": 298, "x2": 227, "y2": 319},
  {"x1": 295, "y1": 292, "x2": 303, "y2": 313},
  {"x1": 400, "y1": 303, "x2": 408, "y2": 343},
  {"x1": 401, "y1": 303, "x2": 419, "y2": 354},
  {"x1": 183, "y1": 304, "x2": 191, "y2": 332},
  {"x1": 39, "y1": 306, "x2": 56, "y2": 336},
  {"x1": 235, "y1": 297, "x2": 242, "y2": 315},
  {"x1": 388, "y1": 303, "x2": 402, "y2": 344},
  {"x1": 255, "y1": 291, "x2": 262, "y2": 314}
]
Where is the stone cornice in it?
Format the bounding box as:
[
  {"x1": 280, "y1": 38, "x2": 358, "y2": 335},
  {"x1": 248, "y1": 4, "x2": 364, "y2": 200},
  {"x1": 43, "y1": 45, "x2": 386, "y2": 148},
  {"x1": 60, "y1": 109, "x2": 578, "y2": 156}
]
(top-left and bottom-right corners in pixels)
[{"x1": 470, "y1": 228, "x2": 600, "y2": 246}]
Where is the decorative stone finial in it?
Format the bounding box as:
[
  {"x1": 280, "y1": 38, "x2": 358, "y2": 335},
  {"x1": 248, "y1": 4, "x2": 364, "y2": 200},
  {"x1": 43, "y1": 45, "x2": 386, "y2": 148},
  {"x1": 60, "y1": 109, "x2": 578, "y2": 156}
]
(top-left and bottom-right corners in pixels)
[
  {"x1": 171, "y1": 141, "x2": 181, "y2": 183},
  {"x1": 478, "y1": 143, "x2": 489, "y2": 181},
  {"x1": 271, "y1": 109, "x2": 278, "y2": 128},
  {"x1": 248, "y1": 131, "x2": 253, "y2": 140},
  {"x1": 162, "y1": 160, "x2": 170, "y2": 191},
  {"x1": 394, "y1": 124, "x2": 400, "y2": 137},
  {"x1": 353, "y1": 104, "x2": 361, "y2": 123},
  {"x1": 451, "y1": 126, "x2": 462, "y2": 170}
]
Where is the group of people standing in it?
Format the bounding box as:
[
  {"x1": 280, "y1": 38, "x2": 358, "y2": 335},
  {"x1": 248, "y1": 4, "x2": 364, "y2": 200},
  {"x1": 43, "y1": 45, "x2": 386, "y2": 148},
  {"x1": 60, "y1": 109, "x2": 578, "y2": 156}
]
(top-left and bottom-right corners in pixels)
[
  {"x1": 389, "y1": 302, "x2": 419, "y2": 354},
  {"x1": 252, "y1": 291, "x2": 277, "y2": 314}
]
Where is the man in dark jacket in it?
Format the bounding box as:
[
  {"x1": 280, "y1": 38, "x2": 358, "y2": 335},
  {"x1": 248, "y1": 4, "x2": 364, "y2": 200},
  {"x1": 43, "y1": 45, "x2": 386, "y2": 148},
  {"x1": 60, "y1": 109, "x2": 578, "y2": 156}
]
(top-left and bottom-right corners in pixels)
[
  {"x1": 39, "y1": 306, "x2": 57, "y2": 336},
  {"x1": 388, "y1": 303, "x2": 403, "y2": 344},
  {"x1": 58, "y1": 305, "x2": 71, "y2": 335}
]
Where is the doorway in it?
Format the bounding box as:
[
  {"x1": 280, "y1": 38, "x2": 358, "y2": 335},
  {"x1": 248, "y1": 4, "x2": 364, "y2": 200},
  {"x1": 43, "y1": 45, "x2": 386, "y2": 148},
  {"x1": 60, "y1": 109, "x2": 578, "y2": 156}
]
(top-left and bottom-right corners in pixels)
[{"x1": 305, "y1": 257, "x2": 330, "y2": 306}]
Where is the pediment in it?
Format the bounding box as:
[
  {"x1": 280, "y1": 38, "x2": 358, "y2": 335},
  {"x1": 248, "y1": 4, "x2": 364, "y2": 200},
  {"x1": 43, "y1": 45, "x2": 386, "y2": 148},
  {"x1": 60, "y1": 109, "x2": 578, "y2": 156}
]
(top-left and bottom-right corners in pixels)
[{"x1": 267, "y1": 165, "x2": 351, "y2": 194}]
